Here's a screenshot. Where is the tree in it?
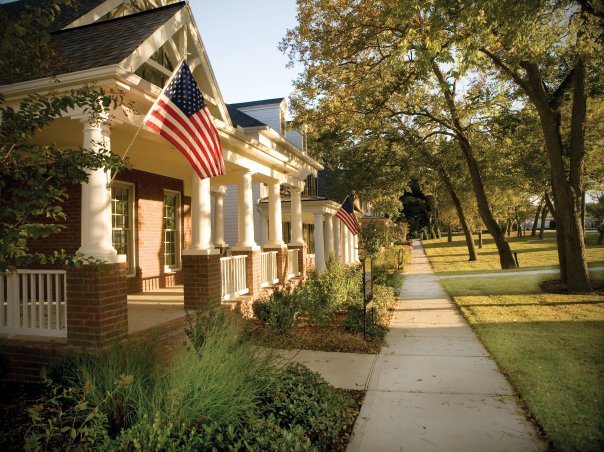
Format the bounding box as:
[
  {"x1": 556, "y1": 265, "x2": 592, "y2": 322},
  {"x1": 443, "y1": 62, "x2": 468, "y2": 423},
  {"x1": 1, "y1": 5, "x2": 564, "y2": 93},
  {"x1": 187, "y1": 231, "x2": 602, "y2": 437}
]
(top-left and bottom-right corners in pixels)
[
  {"x1": 284, "y1": 0, "x2": 518, "y2": 269},
  {"x1": 456, "y1": 0, "x2": 603, "y2": 290},
  {"x1": 0, "y1": 1, "x2": 127, "y2": 271}
]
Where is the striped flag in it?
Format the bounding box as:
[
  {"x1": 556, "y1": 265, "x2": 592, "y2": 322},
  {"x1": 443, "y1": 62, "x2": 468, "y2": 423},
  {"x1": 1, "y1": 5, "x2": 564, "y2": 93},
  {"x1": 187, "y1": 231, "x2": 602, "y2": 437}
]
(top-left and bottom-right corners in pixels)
[
  {"x1": 336, "y1": 196, "x2": 360, "y2": 235},
  {"x1": 143, "y1": 61, "x2": 225, "y2": 180}
]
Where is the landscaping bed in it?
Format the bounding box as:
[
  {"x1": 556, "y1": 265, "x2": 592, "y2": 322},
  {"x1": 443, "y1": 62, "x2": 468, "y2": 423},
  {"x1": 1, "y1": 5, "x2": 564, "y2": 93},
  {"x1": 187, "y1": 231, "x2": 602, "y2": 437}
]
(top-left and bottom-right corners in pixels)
[
  {"x1": 1, "y1": 310, "x2": 364, "y2": 451},
  {"x1": 249, "y1": 246, "x2": 409, "y2": 354}
]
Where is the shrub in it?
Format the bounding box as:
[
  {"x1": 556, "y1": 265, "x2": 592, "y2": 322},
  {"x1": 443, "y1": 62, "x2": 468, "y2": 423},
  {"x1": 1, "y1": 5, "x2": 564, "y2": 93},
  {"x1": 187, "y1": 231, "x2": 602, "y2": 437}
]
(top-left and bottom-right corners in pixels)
[
  {"x1": 253, "y1": 285, "x2": 299, "y2": 335},
  {"x1": 259, "y1": 362, "x2": 357, "y2": 450},
  {"x1": 342, "y1": 284, "x2": 396, "y2": 338}
]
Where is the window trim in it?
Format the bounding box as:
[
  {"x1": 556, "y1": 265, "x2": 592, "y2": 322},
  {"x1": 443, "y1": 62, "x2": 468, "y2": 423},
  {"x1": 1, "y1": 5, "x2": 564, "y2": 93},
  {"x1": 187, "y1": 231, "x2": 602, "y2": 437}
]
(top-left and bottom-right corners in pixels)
[
  {"x1": 163, "y1": 189, "x2": 182, "y2": 273},
  {"x1": 111, "y1": 181, "x2": 136, "y2": 277}
]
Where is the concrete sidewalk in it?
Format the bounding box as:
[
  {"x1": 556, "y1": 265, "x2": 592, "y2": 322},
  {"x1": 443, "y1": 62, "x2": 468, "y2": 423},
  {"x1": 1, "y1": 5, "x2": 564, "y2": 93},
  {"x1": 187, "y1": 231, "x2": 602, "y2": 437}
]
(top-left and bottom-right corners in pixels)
[{"x1": 347, "y1": 242, "x2": 547, "y2": 452}]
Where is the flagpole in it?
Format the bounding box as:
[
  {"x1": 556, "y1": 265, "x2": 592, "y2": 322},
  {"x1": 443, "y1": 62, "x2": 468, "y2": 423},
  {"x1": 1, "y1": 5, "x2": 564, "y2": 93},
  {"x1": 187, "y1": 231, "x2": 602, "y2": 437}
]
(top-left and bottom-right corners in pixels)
[{"x1": 109, "y1": 57, "x2": 188, "y2": 185}]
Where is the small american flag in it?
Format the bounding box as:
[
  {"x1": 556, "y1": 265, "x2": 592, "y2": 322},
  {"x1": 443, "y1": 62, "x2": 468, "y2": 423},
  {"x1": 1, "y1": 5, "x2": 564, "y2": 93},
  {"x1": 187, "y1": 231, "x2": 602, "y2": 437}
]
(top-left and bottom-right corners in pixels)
[
  {"x1": 336, "y1": 196, "x2": 360, "y2": 235},
  {"x1": 143, "y1": 61, "x2": 225, "y2": 179}
]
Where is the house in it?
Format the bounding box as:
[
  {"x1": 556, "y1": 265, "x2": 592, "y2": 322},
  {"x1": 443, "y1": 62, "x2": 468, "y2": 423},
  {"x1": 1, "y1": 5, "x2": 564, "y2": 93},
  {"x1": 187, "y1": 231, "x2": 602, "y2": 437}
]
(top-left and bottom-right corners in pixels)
[
  {"x1": 0, "y1": 0, "x2": 334, "y2": 380},
  {"x1": 222, "y1": 99, "x2": 362, "y2": 273}
]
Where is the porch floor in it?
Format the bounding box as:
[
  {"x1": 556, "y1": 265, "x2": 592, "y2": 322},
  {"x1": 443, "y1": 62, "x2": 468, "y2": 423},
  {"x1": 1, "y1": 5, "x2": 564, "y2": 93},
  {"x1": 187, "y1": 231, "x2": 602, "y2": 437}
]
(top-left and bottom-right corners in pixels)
[{"x1": 127, "y1": 285, "x2": 185, "y2": 334}]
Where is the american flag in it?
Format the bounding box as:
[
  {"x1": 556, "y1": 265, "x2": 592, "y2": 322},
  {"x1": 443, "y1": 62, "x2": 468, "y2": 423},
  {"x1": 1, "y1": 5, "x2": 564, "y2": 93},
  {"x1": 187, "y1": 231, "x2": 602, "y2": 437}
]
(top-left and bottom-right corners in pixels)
[
  {"x1": 336, "y1": 196, "x2": 360, "y2": 235},
  {"x1": 143, "y1": 61, "x2": 225, "y2": 180}
]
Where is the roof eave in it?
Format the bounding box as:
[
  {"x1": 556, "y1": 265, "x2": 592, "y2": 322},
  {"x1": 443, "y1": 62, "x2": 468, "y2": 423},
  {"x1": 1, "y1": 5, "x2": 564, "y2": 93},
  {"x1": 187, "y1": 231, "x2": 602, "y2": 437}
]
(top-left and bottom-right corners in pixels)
[{"x1": 0, "y1": 64, "x2": 119, "y2": 98}]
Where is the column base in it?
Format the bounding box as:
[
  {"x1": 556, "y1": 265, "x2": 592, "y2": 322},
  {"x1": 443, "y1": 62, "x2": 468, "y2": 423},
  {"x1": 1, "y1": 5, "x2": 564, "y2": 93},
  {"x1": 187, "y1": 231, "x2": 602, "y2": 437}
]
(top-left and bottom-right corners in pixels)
[
  {"x1": 182, "y1": 253, "x2": 222, "y2": 311},
  {"x1": 66, "y1": 262, "x2": 128, "y2": 347}
]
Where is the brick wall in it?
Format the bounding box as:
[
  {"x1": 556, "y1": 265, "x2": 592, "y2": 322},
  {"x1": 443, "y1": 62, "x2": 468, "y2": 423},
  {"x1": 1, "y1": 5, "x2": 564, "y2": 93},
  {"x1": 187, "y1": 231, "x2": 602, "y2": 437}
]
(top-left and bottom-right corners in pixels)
[
  {"x1": 66, "y1": 263, "x2": 128, "y2": 347},
  {"x1": 182, "y1": 253, "x2": 221, "y2": 310},
  {"x1": 26, "y1": 169, "x2": 191, "y2": 294},
  {"x1": 116, "y1": 169, "x2": 188, "y2": 293}
]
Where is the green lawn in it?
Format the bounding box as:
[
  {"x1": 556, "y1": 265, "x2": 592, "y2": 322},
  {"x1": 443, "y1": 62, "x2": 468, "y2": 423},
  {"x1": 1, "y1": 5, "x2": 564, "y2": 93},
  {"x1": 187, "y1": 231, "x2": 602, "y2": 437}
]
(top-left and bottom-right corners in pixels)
[
  {"x1": 439, "y1": 271, "x2": 604, "y2": 451},
  {"x1": 423, "y1": 230, "x2": 604, "y2": 275}
]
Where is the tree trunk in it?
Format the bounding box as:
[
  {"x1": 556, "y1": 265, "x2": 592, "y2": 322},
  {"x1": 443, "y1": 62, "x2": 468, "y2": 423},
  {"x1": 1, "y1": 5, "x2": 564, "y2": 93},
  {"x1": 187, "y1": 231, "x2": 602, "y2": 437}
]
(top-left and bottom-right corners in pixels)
[
  {"x1": 545, "y1": 191, "x2": 569, "y2": 283},
  {"x1": 457, "y1": 138, "x2": 516, "y2": 268},
  {"x1": 438, "y1": 167, "x2": 477, "y2": 261},
  {"x1": 506, "y1": 219, "x2": 512, "y2": 237},
  {"x1": 431, "y1": 63, "x2": 515, "y2": 269},
  {"x1": 539, "y1": 205, "x2": 548, "y2": 239},
  {"x1": 531, "y1": 203, "x2": 542, "y2": 237},
  {"x1": 478, "y1": 231, "x2": 483, "y2": 248},
  {"x1": 523, "y1": 61, "x2": 591, "y2": 291},
  {"x1": 448, "y1": 226, "x2": 453, "y2": 242}
]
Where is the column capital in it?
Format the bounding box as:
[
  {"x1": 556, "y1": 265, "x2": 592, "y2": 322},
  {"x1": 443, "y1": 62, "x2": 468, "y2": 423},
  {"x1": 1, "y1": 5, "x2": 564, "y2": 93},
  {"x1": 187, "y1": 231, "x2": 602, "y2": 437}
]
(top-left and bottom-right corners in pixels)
[{"x1": 289, "y1": 186, "x2": 303, "y2": 194}]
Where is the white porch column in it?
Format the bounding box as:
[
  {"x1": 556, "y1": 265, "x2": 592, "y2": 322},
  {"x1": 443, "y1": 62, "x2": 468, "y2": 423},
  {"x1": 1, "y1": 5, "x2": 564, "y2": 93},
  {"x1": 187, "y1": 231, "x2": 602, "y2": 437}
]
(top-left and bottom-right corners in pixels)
[
  {"x1": 353, "y1": 234, "x2": 359, "y2": 262},
  {"x1": 235, "y1": 170, "x2": 258, "y2": 249},
  {"x1": 348, "y1": 229, "x2": 355, "y2": 263},
  {"x1": 266, "y1": 181, "x2": 284, "y2": 247},
  {"x1": 213, "y1": 186, "x2": 226, "y2": 247},
  {"x1": 78, "y1": 121, "x2": 122, "y2": 262},
  {"x1": 289, "y1": 187, "x2": 304, "y2": 245},
  {"x1": 188, "y1": 173, "x2": 214, "y2": 253},
  {"x1": 314, "y1": 212, "x2": 325, "y2": 271},
  {"x1": 333, "y1": 218, "x2": 341, "y2": 262},
  {"x1": 324, "y1": 213, "x2": 334, "y2": 262},
  {"x1": 342, "y1": 226, "x2": 350, "y2": 264}
]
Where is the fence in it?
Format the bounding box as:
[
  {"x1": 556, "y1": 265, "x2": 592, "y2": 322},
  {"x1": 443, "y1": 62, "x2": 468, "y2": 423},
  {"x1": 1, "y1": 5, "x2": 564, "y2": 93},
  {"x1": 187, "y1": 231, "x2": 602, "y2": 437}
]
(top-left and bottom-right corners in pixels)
[
  {"x1": 287, "y1": 248, "x2": 300, "y2": 279},
  {"x1": 259, "y1": 251, "x2": 279, "y2": 287},
  {"x1": 220, "y1": 255, "x2": 248, "y2": 300},
  {"x1": 0, "y1": 270, "x2": 67, "y2": 337}
]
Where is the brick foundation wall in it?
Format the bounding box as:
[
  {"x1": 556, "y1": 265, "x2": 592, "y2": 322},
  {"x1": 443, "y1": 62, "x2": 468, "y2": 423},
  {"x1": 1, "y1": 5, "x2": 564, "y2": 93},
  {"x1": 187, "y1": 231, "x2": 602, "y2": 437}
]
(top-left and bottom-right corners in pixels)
[
  {"x1": 182, "y1": 253, "x2": 222, "y2": 311},
  {"x1": 66, "y1": 263, "x2": 128, "y2": 347}
]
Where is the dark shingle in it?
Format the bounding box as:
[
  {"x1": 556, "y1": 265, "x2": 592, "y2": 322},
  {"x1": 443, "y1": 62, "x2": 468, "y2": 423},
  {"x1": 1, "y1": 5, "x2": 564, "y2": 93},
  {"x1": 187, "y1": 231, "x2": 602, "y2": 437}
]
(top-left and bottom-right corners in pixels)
[
  {"x1": 226, "y1": 104, "x2": 267, "y2": 128},
  {"x1": 1, "y1": 0, "x2": 106, "y2": 32},
  {"x1": 229, "y1": 98, "x2": 284, "y2": 109},
  {"x1": 1, "y1": 2, "x2": 185, "y2": 84}
]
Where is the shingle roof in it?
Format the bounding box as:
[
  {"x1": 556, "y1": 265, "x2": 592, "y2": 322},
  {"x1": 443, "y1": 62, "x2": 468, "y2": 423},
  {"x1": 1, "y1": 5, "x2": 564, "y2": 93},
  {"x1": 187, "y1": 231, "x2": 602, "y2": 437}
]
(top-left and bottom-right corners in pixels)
[
  {"x1": 0, "y1": 0, "x2": 106, "y2": 32},
  {"x1": 226, "y1": 104, "x2": 267, "y2": 128},
  {"x1": 1, "y1": 2, "x2": 185, "y2": 84},
  {"x1": 229, "y1": 98, "x2": 285, "y2": 109}
]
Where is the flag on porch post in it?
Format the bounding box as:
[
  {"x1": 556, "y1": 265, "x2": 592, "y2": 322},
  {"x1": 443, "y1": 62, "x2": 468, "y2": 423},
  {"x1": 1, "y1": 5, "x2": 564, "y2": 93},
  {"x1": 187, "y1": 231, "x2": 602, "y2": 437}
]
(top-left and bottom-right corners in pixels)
[
  {"x1": 336, "y1": 196, "x2": 360, "y2": 235},
  {"x1": 143, "y1": 61, "x2": 225, "y2": 179}
]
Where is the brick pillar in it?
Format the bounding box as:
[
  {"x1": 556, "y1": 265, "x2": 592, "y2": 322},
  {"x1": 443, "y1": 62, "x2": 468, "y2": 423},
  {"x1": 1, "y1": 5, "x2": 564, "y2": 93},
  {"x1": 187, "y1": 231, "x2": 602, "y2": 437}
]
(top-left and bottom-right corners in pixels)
[
  {"x1": 288, "y1": 244, "x2": 307, "y2": 279},
  {"x1": 182, "y1": 253, "x2": 222, "y2": 311},
  {"x1": 264, "y1": 246, "x2": 288, "y2": 284},
  {"x1": 232, "y1": 250, "x2": 261, "y2": 297},
  {"x1": 66, "y1": 263, "x2": 128, "y2": 347}
]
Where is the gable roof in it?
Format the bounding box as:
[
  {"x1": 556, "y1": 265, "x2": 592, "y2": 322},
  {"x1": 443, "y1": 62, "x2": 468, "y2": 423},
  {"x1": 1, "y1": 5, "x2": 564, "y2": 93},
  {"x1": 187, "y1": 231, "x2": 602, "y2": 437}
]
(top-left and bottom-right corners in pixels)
[
  {"x1": 229, "y1": 97, "x2": 285, "y2": 109},
  {"x1": 1, "y1": 2, "x2": 185, "y2": 83},
  {"x1": 0, "y1": 0, "x2": 106, "y2": 32},
  {"x1": 226, "y1": 104, "x2": 267, "y2": 128}
]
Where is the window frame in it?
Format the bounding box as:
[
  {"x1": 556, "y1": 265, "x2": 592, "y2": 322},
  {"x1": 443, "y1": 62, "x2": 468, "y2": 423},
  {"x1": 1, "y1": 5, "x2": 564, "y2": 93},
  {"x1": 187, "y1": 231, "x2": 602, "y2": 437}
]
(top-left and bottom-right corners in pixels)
[
  {"x1": 111, "y1": 181, "x2": 136, "y2": 277},
  {"x1": 163, "y1": 189, "x2": 182, "y2": 273}
]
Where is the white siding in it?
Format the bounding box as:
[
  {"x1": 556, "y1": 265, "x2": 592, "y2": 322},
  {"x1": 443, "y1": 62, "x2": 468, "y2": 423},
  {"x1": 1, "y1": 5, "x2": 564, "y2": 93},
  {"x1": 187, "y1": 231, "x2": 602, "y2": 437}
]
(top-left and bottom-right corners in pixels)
[
  {"x1": 221, "y1": 182, "x2": 265, "y2": 247},
  {"x1": 286, "y1": 130, "x2": 303, "y2": 150},
  {"x1": 223, "y1": 184, "x2": 238, "y2": 246},
  {"x1": 238, "y1": 105, "x2": 282, "y2": 133}
]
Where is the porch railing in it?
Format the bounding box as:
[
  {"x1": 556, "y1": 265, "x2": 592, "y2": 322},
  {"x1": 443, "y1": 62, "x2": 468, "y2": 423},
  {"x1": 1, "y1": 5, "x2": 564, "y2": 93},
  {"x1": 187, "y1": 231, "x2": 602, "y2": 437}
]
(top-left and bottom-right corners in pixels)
[
  {"x1": 259, "y1": 251, "x2": 279, "y2": 287},
  {"x1": 287, "y1": 249, "x2": 300, "y2": 279},
  {"x1": 220, "y1": 255, "x2": 248, "y2": 300},
  {"x1": 0, "y1": 270, "x2": 67, "y2": 337}
]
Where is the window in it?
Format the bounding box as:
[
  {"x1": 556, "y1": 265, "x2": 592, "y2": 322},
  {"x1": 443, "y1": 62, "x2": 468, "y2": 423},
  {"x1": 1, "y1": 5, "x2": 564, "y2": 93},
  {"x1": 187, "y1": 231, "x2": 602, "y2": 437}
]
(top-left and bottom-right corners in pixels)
[
  {"x1": 282, "y1": 222, "x2": 291, "y2": 244},
  {"x1": 303, "y1": 175, "x2": 318, "y2": 197},
  {"x1": 111, "y1": 183, "x2": 135, "y2": 276},
  {"x1": 163, "y1": 191, "x2": 181, "y2": 271},
  {"x1": 303, "y1": 223, "x2": 315, "y2": 254}
]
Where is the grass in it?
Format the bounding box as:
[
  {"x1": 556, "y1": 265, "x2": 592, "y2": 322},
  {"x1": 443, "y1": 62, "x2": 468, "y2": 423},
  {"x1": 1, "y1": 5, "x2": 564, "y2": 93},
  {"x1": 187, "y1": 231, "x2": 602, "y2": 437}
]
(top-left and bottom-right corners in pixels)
[
  {"x1": 439, "y1": 271, "x2": 604, "y2": 451},
  {"x1": 422, "y1": 230, "x2": 604, "y2": 275}
]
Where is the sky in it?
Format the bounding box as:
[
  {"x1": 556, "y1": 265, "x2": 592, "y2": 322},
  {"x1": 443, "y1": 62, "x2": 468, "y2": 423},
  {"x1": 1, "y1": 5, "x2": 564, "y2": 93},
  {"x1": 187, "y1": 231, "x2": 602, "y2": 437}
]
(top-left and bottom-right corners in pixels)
[{"x1": 191, "y1": 0, "x2": 302, "y2": 104}]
